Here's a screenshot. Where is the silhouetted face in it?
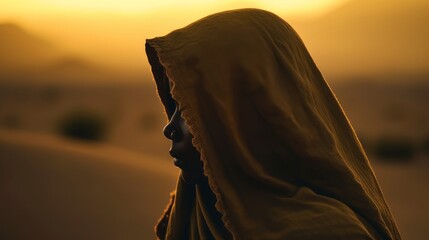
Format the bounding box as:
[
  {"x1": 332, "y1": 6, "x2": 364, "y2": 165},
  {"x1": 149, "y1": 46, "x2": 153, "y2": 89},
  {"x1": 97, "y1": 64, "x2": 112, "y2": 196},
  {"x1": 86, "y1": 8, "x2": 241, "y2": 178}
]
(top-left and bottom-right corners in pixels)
[{"x1": 163, "y1": 99, "x2": 205, "y2": 184}]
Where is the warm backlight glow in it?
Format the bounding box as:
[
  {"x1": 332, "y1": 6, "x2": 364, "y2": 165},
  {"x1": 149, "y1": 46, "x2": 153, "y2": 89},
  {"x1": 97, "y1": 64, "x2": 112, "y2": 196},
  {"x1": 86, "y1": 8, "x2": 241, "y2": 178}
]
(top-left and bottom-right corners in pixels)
[
  {"x1": 0, "y1": 0, "x2": 349, "y2": 76},
  {"x1": 6, "y1": 0, "x2": 427, "y2": 82},
  {"x1": 1, "y1": 0, "x2": 346, "y2": 17}
]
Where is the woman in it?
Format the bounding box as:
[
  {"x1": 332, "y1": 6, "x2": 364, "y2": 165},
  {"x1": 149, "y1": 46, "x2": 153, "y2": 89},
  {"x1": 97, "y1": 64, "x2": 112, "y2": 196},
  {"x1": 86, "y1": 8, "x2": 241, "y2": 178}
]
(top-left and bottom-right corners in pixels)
[{"x1": 145, "y1": 8, "x2": 401, "y2": 240}]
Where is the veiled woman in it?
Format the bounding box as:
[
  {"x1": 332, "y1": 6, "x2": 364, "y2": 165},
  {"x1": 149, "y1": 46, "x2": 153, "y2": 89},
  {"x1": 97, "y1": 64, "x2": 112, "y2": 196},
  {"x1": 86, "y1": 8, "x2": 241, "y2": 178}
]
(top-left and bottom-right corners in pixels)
[{"x1": 145, "y1": 8, "x2": 401, "y2": 240}]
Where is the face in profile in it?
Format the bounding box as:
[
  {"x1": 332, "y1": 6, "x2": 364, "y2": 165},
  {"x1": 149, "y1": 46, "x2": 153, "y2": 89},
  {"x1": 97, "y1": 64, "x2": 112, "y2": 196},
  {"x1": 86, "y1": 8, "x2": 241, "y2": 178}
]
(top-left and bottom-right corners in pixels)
[{"x1": 163, "y1": 100, "x2": 205, "y2": 184}]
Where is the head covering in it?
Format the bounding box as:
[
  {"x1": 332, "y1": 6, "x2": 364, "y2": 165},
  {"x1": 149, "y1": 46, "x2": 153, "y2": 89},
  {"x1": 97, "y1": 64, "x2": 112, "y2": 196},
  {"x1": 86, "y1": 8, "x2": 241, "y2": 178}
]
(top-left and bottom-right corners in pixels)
[{"x1": 145, "y1": 8, "x2": 401, "y2": 240}]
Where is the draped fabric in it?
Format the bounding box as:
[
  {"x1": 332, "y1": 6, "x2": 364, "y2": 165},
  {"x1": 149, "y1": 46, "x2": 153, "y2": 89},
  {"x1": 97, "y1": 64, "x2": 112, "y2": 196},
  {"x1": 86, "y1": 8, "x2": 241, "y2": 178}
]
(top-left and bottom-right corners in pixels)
[{"x1": 145, "y1": 8, "x2": 402, "y2": 240}]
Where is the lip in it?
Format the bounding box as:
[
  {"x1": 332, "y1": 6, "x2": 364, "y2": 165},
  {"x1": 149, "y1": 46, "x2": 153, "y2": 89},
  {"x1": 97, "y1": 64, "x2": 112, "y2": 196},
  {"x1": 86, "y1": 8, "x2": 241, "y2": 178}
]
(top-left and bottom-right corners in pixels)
[{"x1": 169, "y1": 149, "x2": 185, "y2": 168}]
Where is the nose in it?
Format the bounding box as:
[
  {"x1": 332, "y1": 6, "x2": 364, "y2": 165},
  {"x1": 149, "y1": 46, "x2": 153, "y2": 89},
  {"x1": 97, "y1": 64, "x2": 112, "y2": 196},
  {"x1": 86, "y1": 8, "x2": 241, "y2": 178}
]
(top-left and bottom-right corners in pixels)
[
  {"x1": 163, "y1": 118, "x2": 183, "y2": 141},
  {"x1": 163, "y1": 122, "x2": 174, "y2": 140}
]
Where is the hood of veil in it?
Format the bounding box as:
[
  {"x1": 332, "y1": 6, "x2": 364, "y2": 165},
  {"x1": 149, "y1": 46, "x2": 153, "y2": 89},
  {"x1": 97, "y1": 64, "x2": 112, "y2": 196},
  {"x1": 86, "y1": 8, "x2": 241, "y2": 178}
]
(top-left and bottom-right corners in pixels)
[{"x1": 145, "y1": 8, "x2": 401, "y2": 240}]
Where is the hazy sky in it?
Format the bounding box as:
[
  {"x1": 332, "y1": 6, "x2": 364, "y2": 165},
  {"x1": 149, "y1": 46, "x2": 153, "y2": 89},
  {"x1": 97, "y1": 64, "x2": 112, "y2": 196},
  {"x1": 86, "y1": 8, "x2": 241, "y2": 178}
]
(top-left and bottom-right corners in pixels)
[
  {"x1": 2, "y1": 0, "x2": 427, "y2": 82},
  {"x1": 0, "y1": 0, "x2": 350, "y2": 76},
  {"x1": 1, "y1": 0, "x2": 348, "y2": 17}
]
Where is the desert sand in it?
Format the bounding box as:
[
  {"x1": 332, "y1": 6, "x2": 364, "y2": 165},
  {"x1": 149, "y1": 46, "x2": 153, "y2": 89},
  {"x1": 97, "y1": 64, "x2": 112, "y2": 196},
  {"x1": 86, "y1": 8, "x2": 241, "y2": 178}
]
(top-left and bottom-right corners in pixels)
[{"x1": 0, "y1": 129, "x2": 178, "y2": 240}]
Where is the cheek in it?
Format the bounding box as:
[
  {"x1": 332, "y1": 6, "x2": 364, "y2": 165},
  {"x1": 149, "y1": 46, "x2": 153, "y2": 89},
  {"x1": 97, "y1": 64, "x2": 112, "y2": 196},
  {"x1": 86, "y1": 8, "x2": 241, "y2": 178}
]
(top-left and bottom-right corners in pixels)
[
  {"x1": 179, "y1": 120, "x2": 193, "y2": 142},
  {"x1": 179, "y1": 120, "x2": 200, "y2": 157}
]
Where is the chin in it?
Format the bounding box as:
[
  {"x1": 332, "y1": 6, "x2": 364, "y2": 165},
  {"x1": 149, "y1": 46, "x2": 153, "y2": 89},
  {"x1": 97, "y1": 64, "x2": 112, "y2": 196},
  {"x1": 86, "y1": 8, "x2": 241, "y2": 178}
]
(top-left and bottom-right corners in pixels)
[{"x1": 181, "y1": 171, "x2": 205, "y2": 185}]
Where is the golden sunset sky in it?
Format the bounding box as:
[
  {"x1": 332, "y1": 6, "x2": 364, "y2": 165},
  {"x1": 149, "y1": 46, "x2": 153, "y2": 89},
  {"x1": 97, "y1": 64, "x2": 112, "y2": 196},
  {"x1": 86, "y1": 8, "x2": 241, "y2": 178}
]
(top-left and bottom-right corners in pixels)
[
  {"x1": 0, "y1": 0, "x2": 347, "y2": 78},
  {"x1": 1, "y1": 0, "x2": 428, "y2": 82},
  {"x1": 1, "y1": 0, "x2": 347, "y2": 17}
]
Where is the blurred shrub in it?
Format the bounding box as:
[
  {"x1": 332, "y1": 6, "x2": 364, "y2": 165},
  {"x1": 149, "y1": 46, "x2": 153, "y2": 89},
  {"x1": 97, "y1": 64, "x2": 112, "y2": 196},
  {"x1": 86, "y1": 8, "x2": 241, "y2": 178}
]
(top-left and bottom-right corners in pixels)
[
  {"x1": 373, "y1": 136, "x2": 416, "y2": 162},
  {"x1": 58, "y1": 110, "x2": 108, "y2": 142}
]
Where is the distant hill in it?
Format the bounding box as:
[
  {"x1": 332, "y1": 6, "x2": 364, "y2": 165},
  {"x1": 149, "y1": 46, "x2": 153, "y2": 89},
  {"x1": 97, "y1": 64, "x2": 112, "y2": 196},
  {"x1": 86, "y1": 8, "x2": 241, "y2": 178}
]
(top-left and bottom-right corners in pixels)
[
  {"x1": 0, "y1": 23, "x2": 58, "y2": 72},
  {"x1": 291, "y1": 0, "x2": 429, "y2": 80},
  {"x1": 0, "y1": 23, "x2": 122, "y2": 84}
]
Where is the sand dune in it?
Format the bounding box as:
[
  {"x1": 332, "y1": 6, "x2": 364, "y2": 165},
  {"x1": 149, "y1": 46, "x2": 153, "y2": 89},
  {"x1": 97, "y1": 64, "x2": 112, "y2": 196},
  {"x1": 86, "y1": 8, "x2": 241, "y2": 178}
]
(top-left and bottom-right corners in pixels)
[
  {"x1": 0, "y1": 23, "x2": 58, "y2": 74},
  {"x1": 0, "y1": 129, "x2": 178, "y2": 240}
]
